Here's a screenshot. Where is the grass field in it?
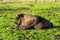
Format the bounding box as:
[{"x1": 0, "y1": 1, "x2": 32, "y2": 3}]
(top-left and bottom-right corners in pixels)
[{"x1": 0, "y1": 2, "x2": 60, "y2": 40}]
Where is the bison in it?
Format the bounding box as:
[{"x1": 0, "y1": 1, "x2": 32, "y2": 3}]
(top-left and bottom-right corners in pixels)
[{"x1": 7, "y1": 13, "x2": 53, "y2": 30}]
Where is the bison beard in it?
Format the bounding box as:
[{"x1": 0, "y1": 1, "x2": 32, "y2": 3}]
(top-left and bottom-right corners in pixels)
[{"x1": 8, "y1": 13, "x2": 53, "y2": 30}]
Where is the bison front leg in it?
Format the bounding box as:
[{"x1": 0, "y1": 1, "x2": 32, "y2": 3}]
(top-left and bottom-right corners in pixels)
[
  {"x1": 18, "y1": 26, "x2": 29, "y2": 30},
  {"x1": 7, "y1": 25, "x2": 20, "y2": 30},
  {"x1": 7, "y1": 25, "x2": 17, "y2": 29}
]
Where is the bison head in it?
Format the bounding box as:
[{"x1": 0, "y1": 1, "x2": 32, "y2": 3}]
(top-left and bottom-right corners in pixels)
[{"x1": 14, "y1": 13, "x2": 24, "y2": 25}]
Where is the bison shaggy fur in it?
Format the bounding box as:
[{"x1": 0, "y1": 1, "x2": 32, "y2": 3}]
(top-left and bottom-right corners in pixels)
[{"x1": 8, "y1": 13, "x2": 53, "y2": 30}]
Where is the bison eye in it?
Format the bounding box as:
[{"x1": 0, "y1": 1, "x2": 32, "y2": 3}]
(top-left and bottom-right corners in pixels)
[{"x1": 18, "y1": 15, "x2": 20, "y2": 17}]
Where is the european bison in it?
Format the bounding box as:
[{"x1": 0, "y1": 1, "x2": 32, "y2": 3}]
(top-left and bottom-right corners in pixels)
[{"x1": 8, "y1": 13, "x2": 53, "y2": 30}]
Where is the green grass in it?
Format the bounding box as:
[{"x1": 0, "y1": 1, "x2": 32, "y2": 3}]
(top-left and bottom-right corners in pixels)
[{"x1": 0, "y1": 2, "x2": 60, "y2": 40}]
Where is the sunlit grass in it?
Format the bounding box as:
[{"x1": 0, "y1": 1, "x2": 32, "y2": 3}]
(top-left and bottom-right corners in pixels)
[{"x1": 0, "y1": 2, "x2": 60, "y2": 40}]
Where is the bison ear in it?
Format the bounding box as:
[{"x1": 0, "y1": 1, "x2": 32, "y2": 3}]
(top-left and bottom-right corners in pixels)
[{"x1": 18, "y1": 13, "x2": 24, "y2": 17}]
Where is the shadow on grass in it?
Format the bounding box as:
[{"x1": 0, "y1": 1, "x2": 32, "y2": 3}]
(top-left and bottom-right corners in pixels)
[{"x1": 53, "y1": 25, "x2": 60, "y2": 28}]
